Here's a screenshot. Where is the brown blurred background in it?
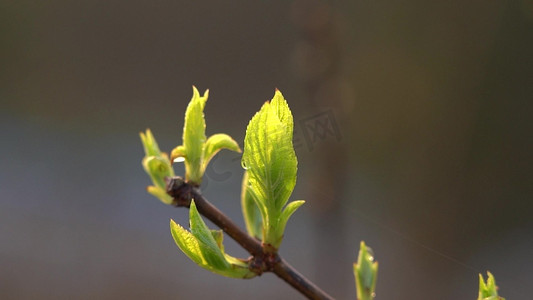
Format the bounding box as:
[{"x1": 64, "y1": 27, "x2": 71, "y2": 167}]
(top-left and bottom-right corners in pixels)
[{"x1": 1, "y1": 0, "x2": 532, "y2": 299}]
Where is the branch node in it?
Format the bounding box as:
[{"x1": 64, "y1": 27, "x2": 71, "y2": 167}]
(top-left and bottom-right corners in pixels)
[
  {"x1": 166, "y1": 176, "x2": 192, "y2": 207},
  {"x1": 249, "y1": 251, "x2": 281, "y2": 275}
]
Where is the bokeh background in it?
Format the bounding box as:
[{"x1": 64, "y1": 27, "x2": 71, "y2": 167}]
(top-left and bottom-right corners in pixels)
[{"x1": 1, "y1": 0, "x2": 532, "y2": 299}]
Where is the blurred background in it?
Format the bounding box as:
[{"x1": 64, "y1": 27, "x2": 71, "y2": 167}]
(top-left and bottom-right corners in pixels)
[{"x1": 1, "y1": 0, "x2": 532, "y2": 299}]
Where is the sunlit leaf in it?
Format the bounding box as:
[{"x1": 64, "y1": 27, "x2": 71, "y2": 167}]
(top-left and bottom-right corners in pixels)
[
  {"x1": 170, "y1": 201, "x2": 256, "y2": 279},
  {"x1": 142, "y1": 156, "x2": 173, "y2": 189},
  {"x1": 140, "y1": 129, "x2": 161, "y2": 157},
  {"x1": 188, "y1": 201, "x2": 230, "y2": 270},
  {"x1": 147, "y1": 186, "x2": 173, "y2": 205},
  {"x1": 182, "y1": 86, "x2": 208, "y2": 183},
  {"x1": 210, "y1": 229, "x2": 224, "y2": 251},
  {"x1": 170, "y1": 219, "x2": 205, "y2": 266},
  {"x1": 241, "y1": 171, "x2": 263, "y2": 240},
  {"x1": 170, "y1": 145, "x2": 186, "y2": 162},
  {"x1": 278, "y1": 200, "x2": 305, "y2": 240},
  {"x1": 140, "y1": 129, "x2": 174, "y2": 204},
  {"x1": 478, "y1": 272, "x2": 505, "y2": 300},
  {"x1": 354, "y1": 241, "x2": 378, "y2": 300},
  {"x1": 168, "y1": 87, "x2": 241, "y2": 185},
  {"x1": 241, "y1": 90, "x2": 301, "y2": 249},
  {"x1": 203, "y1": 133, "x2": 241, "y2": 171}
]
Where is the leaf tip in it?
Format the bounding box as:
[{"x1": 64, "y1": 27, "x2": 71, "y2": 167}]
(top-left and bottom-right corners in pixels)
[
  {"x1": 192, "y1": 85, "x2": 199, "y2": 96},
  {"x1": 140, "y1": 128, "x2": 152, "y2": 144},
  {"x1": 169, "y1": 218, "x2": 180, "y2": 233},
  {"x1": 189, "y1": 199, "x2": 197, "y2": 213}
]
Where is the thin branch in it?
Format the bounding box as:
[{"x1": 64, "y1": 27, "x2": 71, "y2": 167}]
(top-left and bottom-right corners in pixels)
[
  {"x1": 274, "y1": 258, "x2": 334, "y2": 300},
  {"x1": 166, "y1": 177, "x2": 334, "y2": 300}
]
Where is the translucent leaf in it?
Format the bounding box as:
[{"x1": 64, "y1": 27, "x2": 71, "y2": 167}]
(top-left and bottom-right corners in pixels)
[
  {"x1": 241, "y1": 90, "x2": 298, "y2": 249},
  {"x1": 188, "y1": 201, "x2": 229, "y2": 270},
  {"x1": 271, "y1": 89, "x2": 293, "y2": 138},
  {"x1": 142, "y1": 156, "x2": 174, "y2": 190},
  {"x1": 147, "y1": 186, "x2": 173, "y2": 205},
  {"x1": 172, "y1": 87, "x2": 240, "y2": 185},
  {"x1": 203, "y1": 133, "x2": 241, "y2": 171},
  {"x1": 354, "y1": 241, "x2": 378, "y2": 300},
  {"x1": 170, "y1": 201, "x2": 256, "y2": 279},
  {"x1": 210, "y1": 229, "x2": 224, "y2": 251},
  {"x1": 140, "y1": 129, "x2": 174, "y2": 204},
  {"x1": 478, "y1": 272, "x2": 505, "y2": 300},
  {"x1": 170, "y1": 219, "x2": 205, "y2": 266},
  {"x1": 140, "y1": 129, "x2": 161, "y2": 157},
  {"x1": 277, "y1": 200, "x2": 305, "y2": 241},
  {"x1": 170, "y1": 145, "x2": 186, "y2": 162},
  {"x1": 182, "y1": 86, "x2": 209, "y2": 183},
  {"x1": 241, "y1": 171, "x2": 263, "y2": 240}
]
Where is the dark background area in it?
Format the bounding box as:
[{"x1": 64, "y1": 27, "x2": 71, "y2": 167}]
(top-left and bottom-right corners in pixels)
[{"x1": 1, "y1": 0, "x2": 532, "y2": 299}]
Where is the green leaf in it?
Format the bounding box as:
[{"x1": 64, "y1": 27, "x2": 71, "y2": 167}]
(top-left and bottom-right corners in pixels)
[
  {"x1": 210, "y1": 229, "x2": 225, "y2": 250},
  {"x1": 170, "y1": 145, "x2": 186, "y2": 162},
  {"x1": 241, "y1": 171, "x2": 263, "y2": 240},
  {"x1": 278, "y1": 200, "x2": 305, "y2": 239},
  {"x1": 354, "y1": 241, "x2": 378, "y2": 300},
  {"x1": 140, "y1": 129, "x2": 161, "y2": 157},
  {"x1": 169, "y1": 87, "x2": 241, "y2": 185},
  {"x1": 478, "y1": 272, "x2": 505, "y2": 300},
  {"x1": 140, "y1": 129, "x2": 175, "y2": 204},
  {"x1": 170, "y1": 219, "x2": 206, "y2": 267},
  {"x1": 203, "y1": 133, "x2": 241, "y2": 171},
  {"x1": 170, "y1": 201, "x2": 256, "y2": 279},
  {"x1": 271, "y1": 89, "x2": 294, "y2": 137},
  {"x1": 182, "y1": 86, "x2": 208, "y2": 183},
  {"x1": 241, "y1": 90, "x2": 301, "y2": 250},
  {"x1": 188, "y1": 201, "x2": 229, "y2": 270},
  {"x1": 147, "y1": 186, "x2": 173, "y2": 205},
  {"x1": 142, "y1": 156, "x2": 173, "y2": 189}
]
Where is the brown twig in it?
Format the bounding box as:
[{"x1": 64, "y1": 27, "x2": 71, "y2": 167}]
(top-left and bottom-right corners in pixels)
[{"x1": 166, "y1": 176, "x2": 334, "y2": 300}]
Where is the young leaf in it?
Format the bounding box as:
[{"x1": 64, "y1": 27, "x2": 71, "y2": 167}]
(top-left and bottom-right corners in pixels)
[
  {"x1": 140, "y1": 129, "x2": 162, "y2": 157},
  {"x1": 277, "y1": 200, "x2": 305, "y2": 239},
  {"x1": 354, "y1": 241, "x2": 378, "y2": 300},
  {"x1": 170, "y1": 145, "x2": 186, "y2": 162},
  {"x1": 241, "y1": 171, "x2": 263, "y2": 240},
  {"x1": 241, "y1": 90, "x2": 302, "y2": 250},
  {"x1": 271, "y1": 89, "x2": 294, "y2": 137},
  {"x1": 170, "y1": 201, "x2": 256, "y2": 279},
  {"x1": 203, "y1": 133, "x2": 241, "y2": 171},
  {"x1": 147, "y1": 186, "x2": 173, "y2": 205},
  {"x1": 182, "y1": 86, "x2": 208, "y2": 183},
  {"x1": 140, "y1": 129, "x2": 175, "y2": 204},
  {"x1": 169, "y1": 87, "x2": 241, "y2": 185},
  {"x1": 478, "y1": 272, "x2": 505, "y2": 300},
  {"x1": 210, "y1": 229, "x2": 225, "y2": 250},
  {"x1": 142, "y1": 156, "x2": 173, "y2": 190},
  {"x1": 188, "y1": 201, "x2": 230, "y2": 271}
]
